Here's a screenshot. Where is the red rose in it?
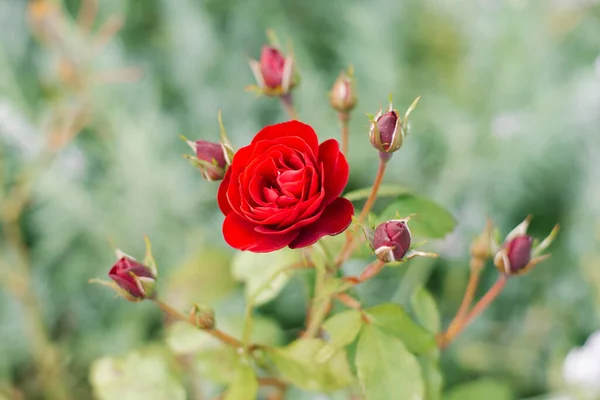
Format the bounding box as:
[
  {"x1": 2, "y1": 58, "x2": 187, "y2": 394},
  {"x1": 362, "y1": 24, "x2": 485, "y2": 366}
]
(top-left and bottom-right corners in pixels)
[{"x1": 218, "y1": 121, "x2": 354, "y2": 252}]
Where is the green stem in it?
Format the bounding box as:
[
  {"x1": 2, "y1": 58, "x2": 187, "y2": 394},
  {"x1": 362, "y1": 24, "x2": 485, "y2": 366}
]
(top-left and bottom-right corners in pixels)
[
  {"x1": 339, "y1": 112, "x2": 350, "y2": 155},
  {"x1": 302, "y1": 252, "x2": 329, "y2": 338},
  {"x1": 303, "y1": 297, "x2": 331, "y2": 339},
  {"x1": 440, "y1": 274, "x2": 508, "y2": 348},
  {"x1": 280, "y1": 93, "x2": 298, "y2": 120},
  {"x1": 336, "y1": 159, "x2": 388, "y2": 266},
  {"x1": 155, "y1": 300, "x2": 243, "y2": 349}
]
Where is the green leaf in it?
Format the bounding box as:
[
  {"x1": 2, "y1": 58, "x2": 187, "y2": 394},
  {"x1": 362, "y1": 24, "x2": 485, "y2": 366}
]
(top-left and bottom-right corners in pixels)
[
  {"x1": 195, "y1": 347, "x2": 241, "y2": 384},
  {"x1": 365, "y1": 303, "x2": 436, "y2": 354},
  {"x1": 356, "y1": 325, "x2": 424, "y2": 400},
  {"x1": 232, "y1": 248, "x2": 302, "y2": 306},
  {"x1": 268, "y1": 338, "x2": 354, "y2": 392},
  {"x1": 344, "y1": 184, "x2": 411, "y2": 202},
  {"x1": 420, "y1": 357, "x2": 443, "y2": 400},
  {"x1": 379, "y1": 194, "x2": 456, "y2": 238},
  {"x1": 411, "y1": 286, "x2": 441, "y2": 333},
  {"x1": 323, "y1": 309, "x2": 363, "y2": 348},
  {"x1": 444, "y1": 379, "x2": 514, "y2": 400},
  {"x1": 90, "y1": 349, "x2": 186, "y2": 400},
  {"x1": 224, "y1": 362, "x2": 258, "y2": 400},
  {"x1": 163, "y1": 247, "x2": 237, "y2": 309},
  {"x1": 318, "y1": 310, "x2": 363, "y2": 363}
]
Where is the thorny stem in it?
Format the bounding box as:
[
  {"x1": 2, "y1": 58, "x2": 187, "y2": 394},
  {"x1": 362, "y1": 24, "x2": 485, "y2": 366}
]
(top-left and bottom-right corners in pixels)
[
  {"x1": 302, "y1": 298, "x2": 331, "y2": 339},
  {"x1": 335, "y1": 293, "x2": 362, "y2": 310},
  {"x1": 339, "y1": 112, "x2": 350, "y2": 155},
  {"x1": 280, "y1": 93, "x2": 298, "y2": 120},
  {"x1": 258, "y1": 377, "x2": 287, "y2": 390},
  {"x1": 446, "y1": 257, "x2": 484, "y2": 334},
  {"x1": 439, "y1": 274, "x2": 508, "y2": 349},
  {"x1": 336, "y1": 160, "x2": 388, "y2": 266},
  {"x1": 343, "y1": 259, "x2": 386, "y2": 286},
  {"x1": 155, "y1": 300, "x2": 244, "y2": 349},
  {"x1": 357, "y1": 160, "x2": 387, "y2": 223}
]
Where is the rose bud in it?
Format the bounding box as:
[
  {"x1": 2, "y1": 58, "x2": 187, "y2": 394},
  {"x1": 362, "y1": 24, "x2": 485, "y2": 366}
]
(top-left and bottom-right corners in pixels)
[
  {"x1": 182, "y1": 136, "x2": 230, "y2": 182},
  {"x1": 494, "y1": 216, "x2": 559, "y2": 276},
  {"x1": 369, "y1": 97, "x2": 421, "y2": 162},
  {"x1": 190, "y1": 304, "x2": 215, "y2": 330},
  {"x1": 470, "y1": 220, "x2": 494, "y2": 259},
  {"x1": 109, "y1": 256, "x2": 157, "y2": 300},
  {"x1": 329, "y1": 68, "x2": 357, "y2": 114},
  {"x1": 260, "y1": 46, "x2": 286, "y2": 89},
  {"x1": 248, "y1": 33, "x2": 298, "y2": 97},
  {"x1": 194, "y1": 140, "x2": 228, "y2": 181},
  {"x1": 506, "y1": 235, "x2": 534, "y2": 272},
  {"x1": 373, "y1": 220, "x2": 412, "y2": 263}
]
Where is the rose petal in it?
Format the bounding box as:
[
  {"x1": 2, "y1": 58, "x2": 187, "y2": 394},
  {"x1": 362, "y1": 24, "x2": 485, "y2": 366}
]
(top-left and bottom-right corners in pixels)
[
  {"x1": 223, "y1": 213, "x2": 298, "y2": 252},
  {"x1": 243, "y1": 156, "x2": 279, "y2": 207},
  {"x1": 217, "y1": 168, "x2": 233, "y2": 215},
  {"x1": 224, "y1": 145, "x2": 255, "y2": 213},
  {"x1": 289, "y1": 197, "x2": 354, "y2": 249},
  {"x1": 251, "y1": 121, "x2": 319, "y2": 156},
  {"x1": 260, "y1": 46, "x2": 285, "y2": 88},
  {"x1": 251, "y1": 138, "x2": 317, "y2": 168},
  {"x1": 318, "y1": 139, "x2": 349, "y2": 205},
  {"x1": 255, "y1": 205, "x2": 323, "y2": 235}
]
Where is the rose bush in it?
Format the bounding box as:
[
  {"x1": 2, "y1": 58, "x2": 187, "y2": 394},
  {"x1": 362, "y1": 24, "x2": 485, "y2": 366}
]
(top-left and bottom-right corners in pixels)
[{"x1": 217, "y1": 120, "x2": 354, "y2": 252}]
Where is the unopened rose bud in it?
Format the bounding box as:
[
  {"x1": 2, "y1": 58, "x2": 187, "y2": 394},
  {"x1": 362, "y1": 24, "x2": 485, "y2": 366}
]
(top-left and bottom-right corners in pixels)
[
  {"x1": 376, "y1": 112, "x2": 399, "y2": 147},
  {"x1": 504, "y1": 235, "x2": 533, "y2": 272},
  {"x1": 369, "y1": 107, "x2": 402, "y2": 162},
  {"x1": 195, "y1": 140, "x2": 227, "y2": 181},
  {"x1": 373, "y1": 220, "x2": 412, "y2": 263},
  {"x1": 369, "y1": 97, "x2": 420, "y2": 162},
  {"x1": 260, "y1": 46, "x2": 286, "y2": 89},
  {"x1": 108, "y1": 257, "x2": 157, "y2": 300},
  {"x1": 494, "y1": 216, "x2": 559, "y2": 276},
  {"x1": 182, "y1": 137, "x2": 229, "y2": 182},
  {"x1": 248, "y1": 34, "x2": 298, "y2": 97},
  {"x1": 329, "y1": 69, "x2": 357, "y2": 113},
  {"x1": 189, "y1": 304, "x2": 215, "y2": 330}
]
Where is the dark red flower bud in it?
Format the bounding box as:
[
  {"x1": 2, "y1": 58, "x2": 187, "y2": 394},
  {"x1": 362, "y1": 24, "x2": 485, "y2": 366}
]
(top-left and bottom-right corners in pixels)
[
  {"x1": 260, "y1": 46, "x2": 286, "y2": 89},
  {"x1": 373, "y1": 220, "x2": 412, "y2": 263},
  {"x1": 505, "y1": 235, "x2": 533, "y2": 272},
  {"x1": 369, "y1": 107, "x2": 403, "y2": 161},
  {"x1": 195, "y1": 140, "x2": 227, "y2": 181},
  {"x1": 109, "y1": 257, "x2": 156, "y2": 300},
  {"x1": 376, "y1": 111, "x2": 399, "y2": 149}
]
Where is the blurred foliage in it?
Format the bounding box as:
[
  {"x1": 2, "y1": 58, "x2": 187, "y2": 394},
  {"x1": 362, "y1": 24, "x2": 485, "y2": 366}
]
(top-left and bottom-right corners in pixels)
[{"x1": 1, "y1": 0, "x2": 600, "y2": 399}]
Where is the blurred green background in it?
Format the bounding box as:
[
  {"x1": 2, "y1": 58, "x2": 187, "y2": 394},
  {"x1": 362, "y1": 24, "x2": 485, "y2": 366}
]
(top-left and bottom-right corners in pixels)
[{"x1": 0, "y1": 0, "x2": 599, "y2": 399}]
